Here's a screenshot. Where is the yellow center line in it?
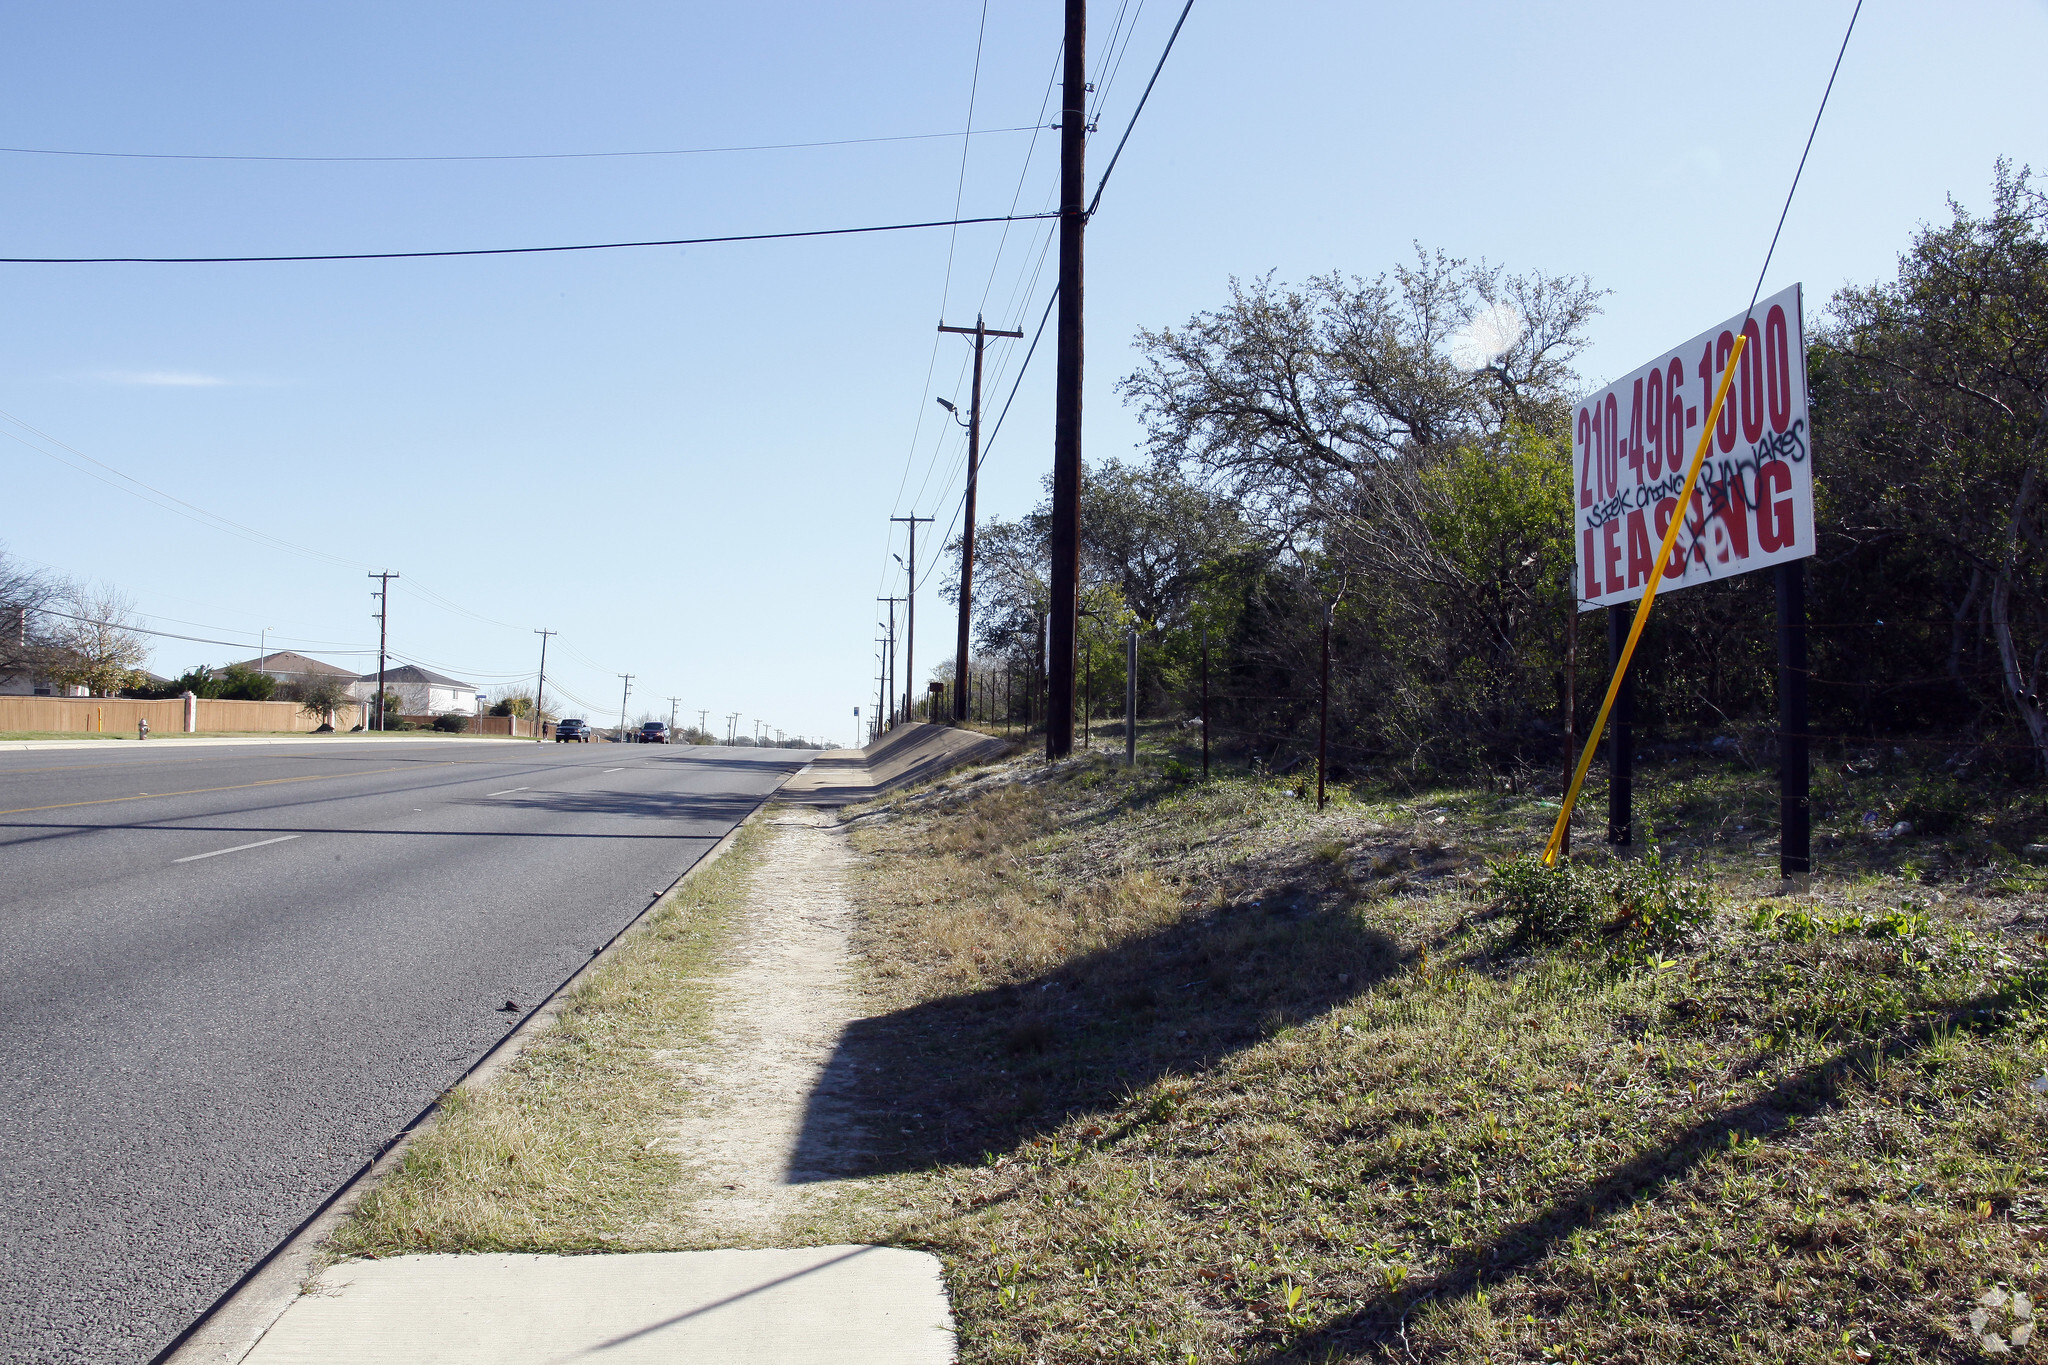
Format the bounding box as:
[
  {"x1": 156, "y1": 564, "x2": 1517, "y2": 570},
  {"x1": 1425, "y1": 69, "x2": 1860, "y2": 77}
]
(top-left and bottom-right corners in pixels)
[{"x1": 0, "y1": 762, "x2": 464, "y2": 817}]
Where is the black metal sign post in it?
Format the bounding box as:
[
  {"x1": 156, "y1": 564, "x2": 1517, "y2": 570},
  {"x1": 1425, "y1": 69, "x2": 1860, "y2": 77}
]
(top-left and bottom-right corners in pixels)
[
  {"x1": 1607, "y1": 604, "x2": 1634, "y2": 848},
  {"x1": 1777, "y1": 560, "x2": 1811, "y2": 886}
]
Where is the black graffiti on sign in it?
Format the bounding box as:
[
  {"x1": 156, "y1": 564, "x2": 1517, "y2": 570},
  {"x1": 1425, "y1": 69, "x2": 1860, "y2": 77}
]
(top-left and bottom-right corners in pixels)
[{"x1": 1583, "y1": 420, "x2": 1806, "y2": 530}]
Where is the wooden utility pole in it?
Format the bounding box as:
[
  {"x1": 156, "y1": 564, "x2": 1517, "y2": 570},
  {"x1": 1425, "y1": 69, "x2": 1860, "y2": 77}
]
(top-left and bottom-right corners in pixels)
[
  {"x1": 940, "y1": 316, "x2": 1024, "y2": 725},
  {"x1": 1200, "y1": 625, "x2": 1210, "y2": 781},
  {"x1": 368, "y1": 570, "x2": 398, "y2": 730},
  {"x1": 878, "y1": 597, "x2": 902, "y2": 729},
  {"x1": 617, "y1": 674, "x2": 634, "y2": 743},
  {"x1": 533, "y1": 628, "x2": 555, "y2": 742},
  {"x1": 1045, "y1": 0, "x2": 1087, "y2": 760},
  {"x1": 890, "y1": 516, "x2": 932, "y2": 726}
]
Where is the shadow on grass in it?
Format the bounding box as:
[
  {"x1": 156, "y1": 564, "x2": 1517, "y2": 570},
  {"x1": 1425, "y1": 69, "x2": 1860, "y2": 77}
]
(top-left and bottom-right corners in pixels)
[
  {"x1": 1239, "y1": 982, "x2": 2035, "y2": 1362},
  {"x1": 787, "y1": 884, "x2": 1406, "y2": 1181}
]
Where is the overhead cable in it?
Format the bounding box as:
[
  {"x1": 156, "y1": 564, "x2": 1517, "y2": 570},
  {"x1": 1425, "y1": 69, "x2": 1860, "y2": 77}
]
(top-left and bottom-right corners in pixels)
[
  {"x1": 0, "y1": 126, "x2": 1044, "y2": 165},
  {"x1": 1748, "y1": 0, "x2": 1864, "y2": 312},
  {"x1": 32, "y1": 607, "x2": 375, "y2": 655},
  {"x1": 0, "y1": 211, "x2": 1060, "y2": 265},
  {"x1": 1085, "y1": 0, "x2": 1195, "y2": 219}
]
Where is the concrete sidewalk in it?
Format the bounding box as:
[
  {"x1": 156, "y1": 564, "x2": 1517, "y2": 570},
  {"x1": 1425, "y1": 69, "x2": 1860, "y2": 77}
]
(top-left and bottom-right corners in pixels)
[
  {"x1": 779, "y1": 722, "x2": 1009, "y2": 805},
  {"x1": 242, "y1": 1247, "x2": 954, "y2": 1364},
  {"x1": 0, "y1": 733, "x2": 540, "y2": 752}
]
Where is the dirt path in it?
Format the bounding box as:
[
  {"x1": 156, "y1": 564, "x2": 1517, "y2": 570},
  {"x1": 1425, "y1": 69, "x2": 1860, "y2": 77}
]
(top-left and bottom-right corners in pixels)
[{"x1": 662, "y1": 806, "x2": 872, "y2": 1243}]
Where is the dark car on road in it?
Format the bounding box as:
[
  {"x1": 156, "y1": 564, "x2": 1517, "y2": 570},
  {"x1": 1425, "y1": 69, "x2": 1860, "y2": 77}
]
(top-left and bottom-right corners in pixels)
[
  {"x1": 555, "y1": 718, "x2": 592, "y2": 742},
  {"x1": 638, "y1": 721, "x2": 670, "y2": 744}
]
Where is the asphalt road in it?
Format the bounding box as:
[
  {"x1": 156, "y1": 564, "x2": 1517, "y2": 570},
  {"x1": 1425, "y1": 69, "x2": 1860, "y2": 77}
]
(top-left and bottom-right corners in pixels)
[{"x1": 0, "y1": 737, "x2": 809, "y2": 1365}]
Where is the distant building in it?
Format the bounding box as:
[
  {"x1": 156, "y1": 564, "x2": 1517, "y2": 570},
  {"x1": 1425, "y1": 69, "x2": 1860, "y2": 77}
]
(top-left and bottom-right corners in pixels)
[
  {"x1": 0, "y1": 670, "x2": 85, "y2": 697},
  {"x1": 227, "y1": 652, "x2": 360, "y2": 690},
  {"x1": 351, "y1": 664, "x2": 482, "y2": 716}
]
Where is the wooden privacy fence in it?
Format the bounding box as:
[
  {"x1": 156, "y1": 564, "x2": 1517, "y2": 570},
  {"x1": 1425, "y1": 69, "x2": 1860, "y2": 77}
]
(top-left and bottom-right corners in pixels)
[
  {"x1": 0, "y1": 695, "x2": 364, "y2": 735},
  {"x1": 394, "y1": 713, "x2": 542, "y2": 736}
]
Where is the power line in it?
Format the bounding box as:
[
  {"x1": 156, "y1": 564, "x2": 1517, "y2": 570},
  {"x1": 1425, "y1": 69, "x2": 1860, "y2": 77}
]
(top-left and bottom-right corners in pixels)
[
  {"x1": 1085, "y1": 0, "x2": 1195, "y2": 220},
  {"x1": 0, "y1": 126, "x2": 1046, "y2": 165},
  {"x1": 1, "y1": 408, "x2": 370, "y2": 568},
  {"x1": 900, "y1": 2, "x2": 1196, "y2": 593},
  {"x1": 1749, "y1": 0, "x2": 1863, "y2": 313},
  {"x1": 0, "y1": 210, "x2": 1060, "y2": 265},
  {"x1": 937, "y1": 0, "x2": 994, "y2": 320},
  {"x1": 32, "y1": 607, "x2": 372, "y2": 655}
]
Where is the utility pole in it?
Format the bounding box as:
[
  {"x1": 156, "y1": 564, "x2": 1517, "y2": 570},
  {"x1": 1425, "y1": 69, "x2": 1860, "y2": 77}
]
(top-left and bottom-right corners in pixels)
[
  {"x1": 877, "y1": 597, "x2": 902, "y2": 729},
  {"x1": 1045, "y1": 0, "x2": 1088, "y2": 760},
  {"x1": 368, "y1": 570, "x2": 398, "y2": 730},
  {"x1": 939, "y1": 316, "x2": 1024, "y2": 724},
  {"x1": 889, "y1": 516, "x2": 932, "y2": 725},
  {"x1": 1200, "y1": 625, "x2": 1210, "y2": 781},
  {"x1": 533, "y1": 628, "x2": 556, "y2": 742},
  {"x1": 668, "y1": 696, "x2": 681, "y2": 737},
  {"x1": 726, "y1": 711, "x2": 741, "y2": 744},
  {"x1": 697, "y1": 709, "x2": 708, "y2": 738},
  {"x1": 617, "y1": 674, "x2": 634, "y2": 743},
  {"x1": 874, "y1": 641, "x2": 888, "y2": 739}
]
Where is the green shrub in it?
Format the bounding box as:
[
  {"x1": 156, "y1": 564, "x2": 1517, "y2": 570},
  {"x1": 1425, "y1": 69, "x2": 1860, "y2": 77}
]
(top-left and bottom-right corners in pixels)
[
  {"x1": 1160, "y1": 757, "x2": 1196, "y2": 784},
  {"x1": 1488, "y1": 851, "x2": 1713, "y2": 949},
  {"x1": 1893, "y1": 775, "x2": 1972, "y2": 834},
  {"x1": 433, "y1": 713, "x2": 469, "y2": 733}
]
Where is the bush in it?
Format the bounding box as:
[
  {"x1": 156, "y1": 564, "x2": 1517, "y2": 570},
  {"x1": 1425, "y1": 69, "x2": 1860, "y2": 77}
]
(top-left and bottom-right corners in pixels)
[
  {"x1": 1893, "y1": 774, "x2": 1972, "y2": 834},
  {"x1": 433, "y1": 713, "x2": 469, "y2": 733},
  {"x1": 1489, "y1": 850, "x2": 1713, "y2": 949}
]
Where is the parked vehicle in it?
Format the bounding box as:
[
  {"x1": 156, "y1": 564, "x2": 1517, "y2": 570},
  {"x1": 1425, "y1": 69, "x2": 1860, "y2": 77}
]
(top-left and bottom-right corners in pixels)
[
  {"x1": 639, "y1": 721, "x2": 670, "y2": 744},
  {"x1": 555, "y1": 718, "x2": 592, "y2": 742}
]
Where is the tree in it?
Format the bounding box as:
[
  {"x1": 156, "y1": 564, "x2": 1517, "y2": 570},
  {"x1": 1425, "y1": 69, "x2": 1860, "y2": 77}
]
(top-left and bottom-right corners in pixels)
[
  {"x1": 46, "y1": 586, "x2": 150, "y2": 697},
  {"x1": 1119, "y1": 250, "x2": 1599, "y2": 542},
  {"x1": 0, "y1": 544, "x2": 70, "y2": 685},
  {"x1": 1811, "y1": 161, "x2": 2048, "y2": 766},
  {"x1": 211, "y1": 663, "x2": 277, "y2": 701},
  {"x1": 1117, "y1": 253, "x2": 1601, "y2": 769},
  {"x1": 486, "y1": 686, "x2": 554, "y2": 723},
  {"x1": 293, "y1": 674, "x2": 354, "y2": 724}
]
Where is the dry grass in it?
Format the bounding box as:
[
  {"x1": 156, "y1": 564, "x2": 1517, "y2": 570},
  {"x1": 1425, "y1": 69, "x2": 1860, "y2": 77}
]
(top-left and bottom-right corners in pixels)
[
  {"x1": 835, "y1": 745, "x2": 2048, "y2": 1363},
  {"x1": 326, "y1": 816, "x2": 768, "y2": 1257}
]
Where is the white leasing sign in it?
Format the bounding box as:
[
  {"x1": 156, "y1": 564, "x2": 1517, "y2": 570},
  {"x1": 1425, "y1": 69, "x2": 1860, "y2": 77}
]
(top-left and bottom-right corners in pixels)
[{"x1": 1573, "y1": 283, "x2": 1812, "y2": 610}]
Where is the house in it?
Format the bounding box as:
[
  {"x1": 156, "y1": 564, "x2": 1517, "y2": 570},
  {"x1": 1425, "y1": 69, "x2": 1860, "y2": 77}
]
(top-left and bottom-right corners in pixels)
[
  {"x1": 352, "y1": 664, "x2": 483, "y2": 717},
  {"x1": 0, "y1": 670, "x2": 86, "y2": 697},
  {"x1": 229, "y1": 652, "x2": 361, "y2": 691}
]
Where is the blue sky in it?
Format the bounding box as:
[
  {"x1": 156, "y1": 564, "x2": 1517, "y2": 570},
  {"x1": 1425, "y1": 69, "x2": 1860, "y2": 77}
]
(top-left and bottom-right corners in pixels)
[{"x1": 3, "y1": 1, "x2": 2043, "y2": 744}]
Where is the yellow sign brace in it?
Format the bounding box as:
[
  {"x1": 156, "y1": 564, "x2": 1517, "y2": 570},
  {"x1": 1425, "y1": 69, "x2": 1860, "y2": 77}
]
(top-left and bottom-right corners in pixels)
[{"x1": 1541, "y1": 331, "x2": 1749, "y2": 866}]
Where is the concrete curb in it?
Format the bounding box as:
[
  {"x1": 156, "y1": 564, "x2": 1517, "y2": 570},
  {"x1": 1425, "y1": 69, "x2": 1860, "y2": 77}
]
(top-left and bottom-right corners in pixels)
[{"x1": 157, "y1": 771, "x2": 792, "y2": 1365}]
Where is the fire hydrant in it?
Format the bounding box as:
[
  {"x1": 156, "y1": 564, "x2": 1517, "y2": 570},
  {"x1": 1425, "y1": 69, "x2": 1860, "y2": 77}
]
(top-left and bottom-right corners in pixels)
[{"x1": 138, "y1": 718, "x2": 150, "y2": 741}]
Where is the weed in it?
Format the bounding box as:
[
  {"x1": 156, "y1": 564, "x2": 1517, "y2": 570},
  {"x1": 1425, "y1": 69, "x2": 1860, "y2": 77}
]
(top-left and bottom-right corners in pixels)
[{"x1": 1487, "y1": 851, "x2": 1713, "y2": 950}]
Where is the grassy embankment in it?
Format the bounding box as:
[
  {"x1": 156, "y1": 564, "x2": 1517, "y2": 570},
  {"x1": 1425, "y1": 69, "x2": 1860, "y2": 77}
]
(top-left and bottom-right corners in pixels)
[
  {"x1": 319, "y1": 721, "x2": 2048, "y2": 1361},
  {"x1": 834, "y1": 728, "x2": 2048, "y2": 1363}
]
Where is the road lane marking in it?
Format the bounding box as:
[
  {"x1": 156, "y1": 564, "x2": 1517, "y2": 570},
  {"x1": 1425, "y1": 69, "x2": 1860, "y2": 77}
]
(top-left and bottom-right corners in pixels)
[
  {"x1": 174, "y1": 834, "x2": 301, "y2": 863},
  {"x1": 487, "y1": 787, "x2": 530, "y2": 797},
  {"x1": 603, "y1": 768, "x2": 626, "y2": 773},
  {"x1": 0, "y1": 762, "x2": 461, "y2": 817}
]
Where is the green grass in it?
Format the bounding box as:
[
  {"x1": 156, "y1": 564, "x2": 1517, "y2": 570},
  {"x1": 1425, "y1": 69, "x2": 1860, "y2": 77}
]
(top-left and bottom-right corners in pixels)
[
  {"x1": 835, "y1": 738, "x2": 2048, "y2": 1363},
  {"x1": 327, "y1": 816, "x2": 768, "y2": 1257}
]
